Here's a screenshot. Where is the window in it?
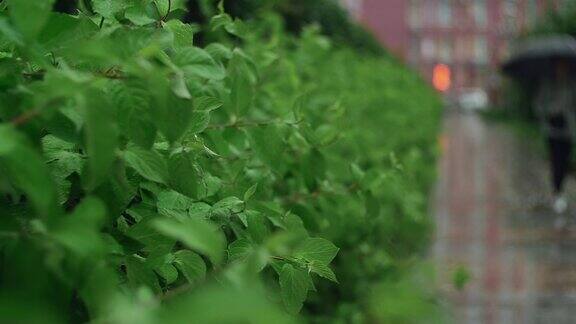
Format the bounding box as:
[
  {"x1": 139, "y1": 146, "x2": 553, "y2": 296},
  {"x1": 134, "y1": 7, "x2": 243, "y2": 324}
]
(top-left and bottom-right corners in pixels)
[
  {"x1": 474, "y1": 36, "x2": 488, "y2": 64},
  {"x1": 465, "y1": 37, "x2": 475, "y2": 61},
  {"x1": 409, "y1": 0, "x2": 421, "y2": 29},
  {"x1": 455, "y1": 36, "x2": 481, "y2": 63},
  {"x1": 421, "y1": 38, "x2": 436, "y2": 60},
  {"x1": 423, "y1": 1, "x2": 435, "y2": 26},
  {"x1": 438, "y1": 39, "x2": 453, "y2": 63},
  {"x1": 438, "y1": 0, "x2": 452, "y2": 27},
  {"x1": 502, "y1": 0, "x2": 519, "y2": 33},
  {"x1": 503, "y1": 0, "x2": 517, "y2": 19},
  {"x1": 473, "y1": 0, "x2": 487, "y2": 27},
  {"x1": 455, "y1": 37, "x2": 465, "y2": 62},
  {"x1": 410, "y1": 36, "x2": 421, "y2": 64},
  {"x1": 499, "y1": 43, "x2": 510, "y2": 61},
  {"x1": 526, "y1": 0, "x2": 538, "y2": 26}
]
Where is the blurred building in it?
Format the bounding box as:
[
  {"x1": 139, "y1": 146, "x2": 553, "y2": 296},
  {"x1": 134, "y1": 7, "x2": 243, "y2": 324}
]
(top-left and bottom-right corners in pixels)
[{"x1": 340, "y1": 0, "x2": 564, "y2": 98}]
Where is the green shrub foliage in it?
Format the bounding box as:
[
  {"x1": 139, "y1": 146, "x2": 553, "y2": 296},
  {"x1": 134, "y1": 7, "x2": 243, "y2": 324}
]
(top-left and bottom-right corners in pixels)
[
  {"x1": 225, "y1": 0, "x2": 386, "y2": 56},
  {"x1": 0, "y1": 1, "x2": 441, "y2": 323},
  {"x1": 530, "y1": 1, "x2": 576, "y2": 37}
]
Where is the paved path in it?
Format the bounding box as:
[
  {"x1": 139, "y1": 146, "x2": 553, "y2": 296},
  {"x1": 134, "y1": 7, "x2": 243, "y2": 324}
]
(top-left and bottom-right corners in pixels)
[{"x1": 433, "y1": 113, "x2": 576, "y2": 324}]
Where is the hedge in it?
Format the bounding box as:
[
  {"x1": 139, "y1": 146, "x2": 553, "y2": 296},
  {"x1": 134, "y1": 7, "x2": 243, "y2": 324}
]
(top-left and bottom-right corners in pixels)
[{"x1": 0, "y1": 1, "x2": 442, "y2": 323}]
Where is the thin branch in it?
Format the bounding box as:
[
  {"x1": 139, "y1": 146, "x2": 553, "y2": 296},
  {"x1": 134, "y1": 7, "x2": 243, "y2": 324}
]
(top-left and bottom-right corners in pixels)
[
  {"x1": 11, "y1": 109, "x2": 41, "y2": 126},
  {"x1": 21, "y1": 68, "x2": 127, "y2": 81},
  {"x1": 22, "y1": 71, "x2": 46, "y2": 80},
  {"x1": 207, "y1": 119, "x2": 277, "y2": 130},
  {"x1": 96, "y1": 69, "x2": 127, "y2": 80},
  {"x1": 162, "y1": 0, "x2": 172, "y2": 21},
  {"x1": 11, "y1": 99, "x2": 61, "y2": 126},
  {"x1": 207, "y1": 118, "x2": 302, "y2": 130}
]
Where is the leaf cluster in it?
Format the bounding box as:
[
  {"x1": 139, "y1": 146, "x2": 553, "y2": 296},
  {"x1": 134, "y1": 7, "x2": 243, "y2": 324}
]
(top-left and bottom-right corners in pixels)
[{"x1": 0, "y1": 1, "x2": 441, "y2": 323}]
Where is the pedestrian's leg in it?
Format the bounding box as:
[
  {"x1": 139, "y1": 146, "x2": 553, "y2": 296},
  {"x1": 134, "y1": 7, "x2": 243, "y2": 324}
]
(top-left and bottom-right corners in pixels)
[
  {"x1": 556, "y1": 139, "x2": 572, "y2": 193},
  {"x1": 548, "y1": 138, "x2": 563, "y2": 194},
  {"x1": 548, "y1": 137, "x2": 571, "y2": 215}
]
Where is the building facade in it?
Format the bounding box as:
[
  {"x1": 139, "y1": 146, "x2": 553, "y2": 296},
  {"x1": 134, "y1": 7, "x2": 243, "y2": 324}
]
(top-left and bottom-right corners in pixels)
[{"x1": 341, "y1": 0, "x2": 562, "y2": 96}]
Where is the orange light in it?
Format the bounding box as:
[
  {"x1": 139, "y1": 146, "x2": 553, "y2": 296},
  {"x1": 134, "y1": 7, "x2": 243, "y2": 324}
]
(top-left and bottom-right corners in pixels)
[{"x1": 432, "y1": 64, "x2": 451, "y2": 92}]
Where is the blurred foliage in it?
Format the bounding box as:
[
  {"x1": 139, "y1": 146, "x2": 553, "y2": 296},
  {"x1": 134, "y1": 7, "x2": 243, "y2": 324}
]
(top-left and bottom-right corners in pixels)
[
  {"x1": 0, "y1": 0, "x2": 441, "y2": 323},
  {"x1": 530, "y1": 1, "x2": 576, "y2": 37},
  {"x1": 183, "y1": 0, "x2": 386, "y2": 56},
  {"x1": 452, "y1": 265, "x2": 471, "y2": 291},
  {"x1": 53, "y1": 0, "x2": 387, "y2": 54}
]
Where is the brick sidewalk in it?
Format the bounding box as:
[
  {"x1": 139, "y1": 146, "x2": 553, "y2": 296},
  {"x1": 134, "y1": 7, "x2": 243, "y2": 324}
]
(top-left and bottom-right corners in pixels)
[{"x1": 433, "y1": 113, "x2": 576, "y2": 324}]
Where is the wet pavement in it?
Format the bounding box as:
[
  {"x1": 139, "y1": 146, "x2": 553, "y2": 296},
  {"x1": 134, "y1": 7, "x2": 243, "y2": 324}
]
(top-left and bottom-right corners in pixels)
[{"x1": 433, "y1": 113, "x2": 576, "y2": 324}]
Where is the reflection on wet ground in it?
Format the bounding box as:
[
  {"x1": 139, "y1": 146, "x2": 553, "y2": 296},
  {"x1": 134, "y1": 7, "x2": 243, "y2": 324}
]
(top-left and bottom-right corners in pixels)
[{"x1": 433, "y1": 113, "x2": 576, "y2": 324}]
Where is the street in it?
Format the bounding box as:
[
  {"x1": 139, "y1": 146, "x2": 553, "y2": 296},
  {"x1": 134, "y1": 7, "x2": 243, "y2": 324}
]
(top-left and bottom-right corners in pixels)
[{"x1": 434, "y1": 113, "x2": 576, "y2": 324}]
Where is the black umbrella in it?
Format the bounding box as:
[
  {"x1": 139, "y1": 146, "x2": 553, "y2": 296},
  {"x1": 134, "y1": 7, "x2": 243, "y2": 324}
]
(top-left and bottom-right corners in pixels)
[{"x1": 502, "y1": 35, "x2": 576, "y2": 80}]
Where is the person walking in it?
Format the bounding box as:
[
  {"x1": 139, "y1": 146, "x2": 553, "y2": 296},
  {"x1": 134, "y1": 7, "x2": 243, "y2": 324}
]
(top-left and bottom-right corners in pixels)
[{"x1": 535, "y1": 59, "x2": 576, "y2": 214}]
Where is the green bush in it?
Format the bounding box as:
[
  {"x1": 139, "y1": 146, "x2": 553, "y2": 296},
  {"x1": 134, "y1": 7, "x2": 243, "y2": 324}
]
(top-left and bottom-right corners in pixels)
[
  {"x1": 0, "y1": 1, "x2": 441, "y2": 323},
  {"x1": 530, "y1": 1, "x2": 576, "y2": 37},
  {"x1": 184, "y1": 0, "x2": 386, "y2": 56}
]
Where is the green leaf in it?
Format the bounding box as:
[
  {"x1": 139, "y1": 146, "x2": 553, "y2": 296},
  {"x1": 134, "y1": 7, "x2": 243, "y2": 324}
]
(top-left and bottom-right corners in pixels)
[
  {"x1": 173, "y1": 47, "x2": 226, "y2": 80},
  {"x1": 210, "y1": 196, "x2": 244, "y2": 217},
  {"x1": 227, "y1": 50, "x2": 254, "y2": 115},
  {"x1": 52, "y1": 197, "x2": 106, "y2": 257},
  {"x1": 8, "y1": 0, "x2": 55, "y2": 40},
  {"x1": 228, "y1": 239, "x2": 253, "y2": 263},
  {"x1": 125, "y1": 3, "x2": 156, "y2": 26},
  {"x1": 125, "y1": 255, "x2": 162, "y2": 294},
  {"x1": 156, "y1": 263, "x2": 179, "y2": 285},
  {"x1": 210, "y1": 13, "x2": 233, "y2": 32},
  {"x1": 294, "y1": 238, "x2": 339, "y2": 265},
  {"x1": 111, "y1": 81, "x2": 157, "y2": 148},
  {"x1": 188, "y1": 202, "x2": 211, "y2": 219},
  {"x1": 153, "y1": 217, "x2": 225, "y2": 265},
  {"x1": 205, "y1": 43, "x2": 233, "y2": 61},
  {"x1": 279, "y1": 264, "x2": 309, "y2": 315},
  {"x1": 247, "y1": 210, "x2": 269, "y2": 244},
  {"x1": 92, "y1": 0, "x2": 128, "y2": 19},
  {"x1": 38, "y1": 13, "x2": 99, "y2": 51},
  {"x1": 228, "y1": 239, "x2": 268, "y2": 272},
  {"x1": 0, "y1": 125, "x2": 59, "y2": 218},
  {"x1": 83, "y1": 92, "x2": 119, "y2": 191},
  {"x1": 165, "y1": 20, "x2": 196, "y2": 48},
  {"x1": 248, "y1": 125, "x2": 284, "y2": 168},
  {"x1": 309, "y1": 261, "x2": 338, "y2": 283},
  {"x1": 124, "y1": 147, "x2": 169, "y2": 184},
  {"x1": 282, "y1": 213, "x2": 307, "y2": 237},
  {"x1": 195, "y1": 96, "x2": 222, "y2": 112},
  {"x1": 44, "y1": 109, "x2": 80, "y2": 144},
  {"x1": 42, "y1": 135, "x2": 83, "y2": 203},
  {"x1": 168, "y1": 152, "x2": 200, "y2": 199},
  {"x1": 224, "y1": 19, "x2": 248, "y2": 39},
  {"x1": 243, "y1": 183, "x2": 258, "y2": 202},
  {"x1": 158, "y1": 282, "x2": 292, "y2": 323},
  {"x1": 0, "y1": 17, "x2": 24, "y2": 45},
  {"x1": 188, "y1": 111, "x2": 210, "y2": 135},
  {"x1": 173, "y1": 250, "x2": 206, "y2": 284},
  {"x1": 157, "y1": 190, "x2": 196, "y2": 219},
  {"x1": 125, "y1": 210, "x2": 175, "y2": 255},
  {"x1": 148, "y1": 76, "x2": 194, "y2": 143},
  {"x1": 171, "y1": 73, "x2": 192, "y2": 99},
  {"x1": 154, "y1": 0, "x2": 171, "y2": 18}
]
